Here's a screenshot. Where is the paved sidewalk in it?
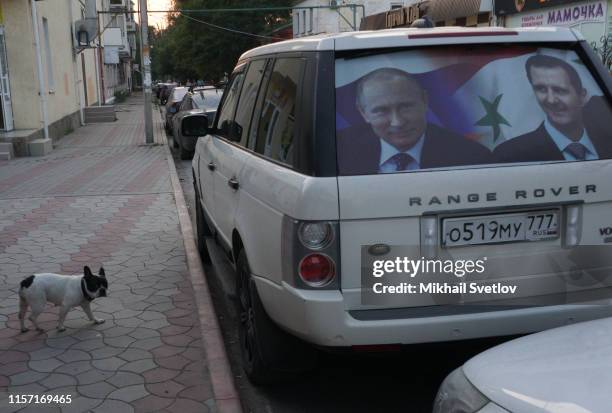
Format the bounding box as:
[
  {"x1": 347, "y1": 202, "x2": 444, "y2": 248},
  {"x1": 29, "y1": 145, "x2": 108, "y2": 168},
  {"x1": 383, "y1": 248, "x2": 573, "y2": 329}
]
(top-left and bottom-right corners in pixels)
[{"x1": 0, "y1": 95, "x2": 239, "y2": 412}]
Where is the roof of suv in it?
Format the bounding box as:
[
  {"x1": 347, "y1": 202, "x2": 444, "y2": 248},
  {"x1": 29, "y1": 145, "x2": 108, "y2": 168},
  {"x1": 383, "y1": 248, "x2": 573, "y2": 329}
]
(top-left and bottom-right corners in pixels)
[{"x1": 239, "y1": 27, "x2": 582, "y2": 61}]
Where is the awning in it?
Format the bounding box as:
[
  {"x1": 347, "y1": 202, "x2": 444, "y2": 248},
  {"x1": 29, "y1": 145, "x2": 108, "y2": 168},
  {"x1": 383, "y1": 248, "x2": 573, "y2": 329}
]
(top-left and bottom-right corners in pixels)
[
  {"x1": 360, "y1": 0, "x2": 483, "y2": 30},
  {"x1": 423, "y1": 0, "x2": 482, "y2": 22}
]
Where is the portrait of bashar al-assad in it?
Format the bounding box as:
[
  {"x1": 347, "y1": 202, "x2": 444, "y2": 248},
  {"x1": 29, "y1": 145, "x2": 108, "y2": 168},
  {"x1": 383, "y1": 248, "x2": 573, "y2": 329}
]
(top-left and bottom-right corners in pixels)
[{"x1": 494, "y1": 54, "x2": 612, "y2": 163}]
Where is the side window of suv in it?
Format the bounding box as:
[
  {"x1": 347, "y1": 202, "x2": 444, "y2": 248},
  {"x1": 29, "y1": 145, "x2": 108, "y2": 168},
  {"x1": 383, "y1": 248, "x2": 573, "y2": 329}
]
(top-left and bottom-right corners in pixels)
[
  {"x1": 233, "y1": 59, "x2": 268, "y2": 146},
  {"x1": 253, "y1": 58, "x2": 305, "y2": 166},
  {"x1": 216, "y1": 69, "x2": 246, "y2": 140}
]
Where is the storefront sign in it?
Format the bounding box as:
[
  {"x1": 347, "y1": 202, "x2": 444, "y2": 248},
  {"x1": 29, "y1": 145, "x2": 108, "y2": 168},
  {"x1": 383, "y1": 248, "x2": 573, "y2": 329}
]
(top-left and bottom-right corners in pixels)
[
  {"x1": 385, "y1": 6, "x2": 421, "y2": 29},
  {"x1": 512, "y1": 0, "x2": 606, "y2": 27},
  {"x1": 496, "y1": 0, "x2": 582, "y2": 16},
  {"x1": 360, "y1": 5, "x2": 421, "y2": 30}
]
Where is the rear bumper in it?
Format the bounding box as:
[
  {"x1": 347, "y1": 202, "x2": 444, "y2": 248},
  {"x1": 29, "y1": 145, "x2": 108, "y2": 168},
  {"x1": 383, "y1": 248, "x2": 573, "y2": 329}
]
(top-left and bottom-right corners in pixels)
[{"x1": 253, "y1": 276, "x2": 612, "y2": 347}]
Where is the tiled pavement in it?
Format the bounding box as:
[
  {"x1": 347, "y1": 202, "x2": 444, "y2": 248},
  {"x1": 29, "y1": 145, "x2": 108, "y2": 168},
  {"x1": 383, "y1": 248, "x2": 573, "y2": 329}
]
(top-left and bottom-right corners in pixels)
[{"x1": 0, "y1": 96, "x2": 233, "y2": 412}]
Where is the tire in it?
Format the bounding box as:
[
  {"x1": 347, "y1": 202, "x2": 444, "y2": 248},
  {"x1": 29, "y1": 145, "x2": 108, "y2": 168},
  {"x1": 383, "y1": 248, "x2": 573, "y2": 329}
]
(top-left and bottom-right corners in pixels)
[
  {"x1": 236, "y1": 250, "x2": 317, "y2": 385},
  {"x1": 178, "y1": 138, "x2": 192, "y2": 159},
  {"x1": 194, "y1": 186, "x2": 212, "y2": 265}
]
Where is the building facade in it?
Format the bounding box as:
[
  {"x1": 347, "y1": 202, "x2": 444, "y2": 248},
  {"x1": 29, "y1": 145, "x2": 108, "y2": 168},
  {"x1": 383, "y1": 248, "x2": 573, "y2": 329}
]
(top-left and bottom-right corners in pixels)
[
  {"x1": 292, "y1": 0, "x2": 610, "y2": 71},
  {"x1": 497, "y1": 0, "x2": 611, "y2": 69},
  {"x1": 292, "y1": 0, "x2": 367, "y2": 38},
  {"x1": 99, "y1": 0, "x2": 134, "y2": 103},
  {"x1": 360, "y1": 0, "x2": 494, "y2": 30},
  {"x1": 292, "y1": 0, "x2": 495, "y2": 36},
  {"x1": 0, "y1": 0, "x2": 133, "y2": 156}
]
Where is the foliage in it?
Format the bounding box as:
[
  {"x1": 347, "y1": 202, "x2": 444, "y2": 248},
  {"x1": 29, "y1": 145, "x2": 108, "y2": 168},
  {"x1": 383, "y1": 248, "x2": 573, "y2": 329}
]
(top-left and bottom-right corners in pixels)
[
  {"x1": 590, "y1": 35, "x2": 612, "y2": 72},
  {"x1": 150, "y1": 0, "x2": 291, "y2": 82},
  {"x1": 114, "y1": 89, "x2": 130, "y2": 103}
]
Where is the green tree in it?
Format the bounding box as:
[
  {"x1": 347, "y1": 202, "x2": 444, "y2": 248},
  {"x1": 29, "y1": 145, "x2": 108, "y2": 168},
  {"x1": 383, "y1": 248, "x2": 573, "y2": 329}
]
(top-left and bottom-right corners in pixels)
[{"x1": 151, "y1": 0, "x2": 291, "y2": 82}]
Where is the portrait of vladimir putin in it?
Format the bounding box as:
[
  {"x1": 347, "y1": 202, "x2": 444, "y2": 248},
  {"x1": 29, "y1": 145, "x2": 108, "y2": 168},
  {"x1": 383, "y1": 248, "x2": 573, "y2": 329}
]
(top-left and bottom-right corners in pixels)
[{"x1": 337, "y1": 68, "x2": 492, "y2": 175}]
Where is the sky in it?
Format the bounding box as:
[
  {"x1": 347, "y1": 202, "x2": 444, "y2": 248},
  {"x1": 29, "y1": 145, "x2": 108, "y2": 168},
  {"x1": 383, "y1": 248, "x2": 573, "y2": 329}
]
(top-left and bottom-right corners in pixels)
[{"x1": 135, "y1": 0, "x2": 172, "y2": 30}]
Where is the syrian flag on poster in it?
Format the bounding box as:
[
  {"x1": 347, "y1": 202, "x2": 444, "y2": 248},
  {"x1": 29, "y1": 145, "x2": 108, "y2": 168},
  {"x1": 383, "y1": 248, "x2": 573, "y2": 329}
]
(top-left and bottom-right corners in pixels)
[{"x1": 335, "y1": 47, "x2": 604, "y2": 149}]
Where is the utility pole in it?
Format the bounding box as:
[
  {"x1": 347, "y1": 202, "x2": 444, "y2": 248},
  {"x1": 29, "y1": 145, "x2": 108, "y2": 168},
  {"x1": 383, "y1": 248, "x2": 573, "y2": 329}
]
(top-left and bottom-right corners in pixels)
[{"x1": 139, "y1": 0, "x2": 154, "y2": 144}]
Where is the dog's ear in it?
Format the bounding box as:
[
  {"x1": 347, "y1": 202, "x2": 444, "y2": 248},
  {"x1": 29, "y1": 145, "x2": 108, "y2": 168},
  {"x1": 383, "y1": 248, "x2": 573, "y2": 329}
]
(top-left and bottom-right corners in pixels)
[
  {"x1": 84, "y1": 266, "x2": 93, "y2": 278},
  {"x1": 99, "y1": 267, "x2": 106, "y2": 278}
]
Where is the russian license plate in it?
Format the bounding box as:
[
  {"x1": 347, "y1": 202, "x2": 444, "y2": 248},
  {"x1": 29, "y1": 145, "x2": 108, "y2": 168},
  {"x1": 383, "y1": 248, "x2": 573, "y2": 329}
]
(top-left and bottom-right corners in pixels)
[{"x1": 442, "y1": 210, "x2": 560, "y2": 247}]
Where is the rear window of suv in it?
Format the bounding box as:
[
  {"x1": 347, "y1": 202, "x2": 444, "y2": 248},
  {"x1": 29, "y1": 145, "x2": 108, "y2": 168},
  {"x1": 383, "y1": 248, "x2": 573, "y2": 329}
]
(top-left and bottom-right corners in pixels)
[{"x1": 335, "y1": 45, "x2": 612, "y2": 176}]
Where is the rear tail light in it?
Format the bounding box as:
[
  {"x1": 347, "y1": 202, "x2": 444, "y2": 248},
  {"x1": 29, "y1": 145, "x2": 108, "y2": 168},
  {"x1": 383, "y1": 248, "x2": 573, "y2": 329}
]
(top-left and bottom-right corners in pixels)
[
  {"x1": 298, "y1": 222, "x2": 334, "y2": 250},
  {"x1": 299, "y1": 253, "x2": 336, "y2": 287},
  {"x1": 282, "y1": 217, "x2": 340, "y2": 290}
]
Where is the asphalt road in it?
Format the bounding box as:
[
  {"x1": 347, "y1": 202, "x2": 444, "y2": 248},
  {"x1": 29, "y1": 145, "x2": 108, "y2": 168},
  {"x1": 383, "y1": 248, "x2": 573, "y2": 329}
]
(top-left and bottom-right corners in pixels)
[{"x1": 167, "y1": 131, "x2": 514, "y2": 413}]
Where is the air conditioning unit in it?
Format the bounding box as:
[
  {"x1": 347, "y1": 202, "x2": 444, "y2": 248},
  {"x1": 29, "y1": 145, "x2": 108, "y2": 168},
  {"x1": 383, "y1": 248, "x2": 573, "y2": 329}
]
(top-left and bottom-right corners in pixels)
[
  {"x1": 109, "y1": 0, "x2": 125, "y2": 11},
  {"x1": 102, "y1": 27, "x2": 123, "y2": 46},
  {"x1": 74, "y1": 18, "x2": 97, "y2": 46}
]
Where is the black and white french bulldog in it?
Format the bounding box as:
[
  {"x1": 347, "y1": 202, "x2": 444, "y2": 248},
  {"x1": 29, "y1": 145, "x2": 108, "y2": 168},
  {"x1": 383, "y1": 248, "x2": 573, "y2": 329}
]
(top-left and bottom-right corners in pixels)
[{"x1": 18, "y1": 266, "x2": 108, "y2": 333}]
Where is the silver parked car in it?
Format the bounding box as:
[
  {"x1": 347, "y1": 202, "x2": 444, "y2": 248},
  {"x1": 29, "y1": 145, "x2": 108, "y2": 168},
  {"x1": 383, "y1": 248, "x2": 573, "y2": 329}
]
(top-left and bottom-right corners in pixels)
[
  {"x1": 164, "y1": 86, "x2": 189, "y2": 133},
  {"x1": 172, "y1": 87, "x2": 222, "y2": 159}
]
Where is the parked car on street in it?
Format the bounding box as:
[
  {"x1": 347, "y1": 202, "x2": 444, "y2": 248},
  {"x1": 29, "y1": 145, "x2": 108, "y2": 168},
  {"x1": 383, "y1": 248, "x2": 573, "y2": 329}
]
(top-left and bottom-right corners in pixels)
[
  {"x1": 434, "y1": 316, "x2": 612, "y2": 413},
  {"x1": 172, "y1": 87, "x2": 223, "y2": 159},
  {"x1": 191, "y1": 27, "x2": 612, "y2": 384},
  {"x1": 164, "y1": 86, "x2": 188, "y2": 132}
]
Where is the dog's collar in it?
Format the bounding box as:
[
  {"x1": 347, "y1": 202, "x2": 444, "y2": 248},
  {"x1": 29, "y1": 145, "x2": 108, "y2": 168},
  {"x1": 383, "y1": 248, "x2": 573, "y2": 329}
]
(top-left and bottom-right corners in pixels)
[{"x1": 81, "y1": 278, "x2": 94, "y2": 302}]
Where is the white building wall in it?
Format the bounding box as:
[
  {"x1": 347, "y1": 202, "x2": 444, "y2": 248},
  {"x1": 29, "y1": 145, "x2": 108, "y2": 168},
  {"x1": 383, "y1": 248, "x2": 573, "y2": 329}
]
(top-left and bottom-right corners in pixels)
[
  {"x1": 1, "y1": 0, "x2": 39, "y2": 130},
  {"x1": 0, "y1": 0, "x2": 99, "y2": 130},
  {"x1": 292, "y1": 0, "x2": 421, "y2": 37}
]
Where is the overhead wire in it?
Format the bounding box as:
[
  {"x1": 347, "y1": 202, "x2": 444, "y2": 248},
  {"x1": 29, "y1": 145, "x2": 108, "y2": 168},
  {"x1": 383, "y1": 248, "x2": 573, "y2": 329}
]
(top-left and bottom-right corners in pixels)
[{"x1": 178, "y1": 12, "x2": 285, "y2": 41}]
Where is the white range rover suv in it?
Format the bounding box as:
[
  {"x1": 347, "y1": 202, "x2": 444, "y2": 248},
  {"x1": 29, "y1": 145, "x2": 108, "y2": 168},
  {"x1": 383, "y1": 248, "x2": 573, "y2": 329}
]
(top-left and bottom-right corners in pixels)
[{"x1": 191, "y1": 26, "x2": 612, "y2": 383}]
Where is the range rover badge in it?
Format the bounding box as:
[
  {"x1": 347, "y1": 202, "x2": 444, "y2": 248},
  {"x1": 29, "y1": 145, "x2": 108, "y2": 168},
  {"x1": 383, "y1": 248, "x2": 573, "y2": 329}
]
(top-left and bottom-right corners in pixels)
[{"x1": 368, "y1": 244, "x2": 390, "y2": 256}]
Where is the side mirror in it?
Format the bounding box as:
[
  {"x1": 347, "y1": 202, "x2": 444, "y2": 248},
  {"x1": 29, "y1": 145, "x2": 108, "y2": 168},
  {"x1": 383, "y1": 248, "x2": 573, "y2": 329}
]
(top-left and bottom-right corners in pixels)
[{"x1": 182, "y1": 115, "x2": 209, "y2": 137}]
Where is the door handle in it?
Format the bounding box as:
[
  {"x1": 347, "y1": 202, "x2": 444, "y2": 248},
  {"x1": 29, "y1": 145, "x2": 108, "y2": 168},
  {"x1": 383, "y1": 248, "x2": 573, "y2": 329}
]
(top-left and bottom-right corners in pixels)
[
  {"x1": 227, "y1": 177, "x2": 239, "y2": 190},
  {"x1": 207, "y1": 162, "x2": 216, "y2": 171}
]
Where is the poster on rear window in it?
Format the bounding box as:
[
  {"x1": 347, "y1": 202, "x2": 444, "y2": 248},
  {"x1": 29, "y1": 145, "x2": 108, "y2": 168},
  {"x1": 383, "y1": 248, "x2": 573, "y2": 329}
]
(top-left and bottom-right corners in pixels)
[{"x1": 335, "y1": 47, "x2": 612, "y2": 176}]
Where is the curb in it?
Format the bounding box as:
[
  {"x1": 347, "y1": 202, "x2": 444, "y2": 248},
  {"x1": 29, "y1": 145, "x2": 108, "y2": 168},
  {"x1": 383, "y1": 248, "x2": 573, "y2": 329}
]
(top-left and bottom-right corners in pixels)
[{"x1": 155, "y1": 109, "x2": 243, "y2": 413}]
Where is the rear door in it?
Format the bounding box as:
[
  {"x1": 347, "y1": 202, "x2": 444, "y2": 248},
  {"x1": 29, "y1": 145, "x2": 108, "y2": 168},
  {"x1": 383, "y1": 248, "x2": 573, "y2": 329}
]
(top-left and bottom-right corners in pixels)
[
  {"x1": 334, "y1": 43, "x2": 612, "y2": 311},
  {"x1": 198, "y1": 69, "x2": 245, "y2": 233}
]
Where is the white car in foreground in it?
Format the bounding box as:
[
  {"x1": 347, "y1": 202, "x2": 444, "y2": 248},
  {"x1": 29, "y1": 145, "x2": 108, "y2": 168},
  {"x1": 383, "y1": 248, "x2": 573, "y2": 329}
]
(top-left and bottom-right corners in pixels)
[{"x1": 434, "y1": 317, "x2": 612, "y2": 413}]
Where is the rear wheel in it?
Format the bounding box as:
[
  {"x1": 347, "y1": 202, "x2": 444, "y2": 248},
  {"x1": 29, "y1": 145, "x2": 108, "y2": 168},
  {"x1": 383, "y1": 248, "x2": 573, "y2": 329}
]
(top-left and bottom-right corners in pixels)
[
  {"x1": 179, "y1": 140, "x2": 193, "y2": 160},
  {"x1": 194, "y1": 186, "x2": 212, "y2": 265},
  {"x1": 236, "y1": 249, "x2": 317, "y2": 385}
]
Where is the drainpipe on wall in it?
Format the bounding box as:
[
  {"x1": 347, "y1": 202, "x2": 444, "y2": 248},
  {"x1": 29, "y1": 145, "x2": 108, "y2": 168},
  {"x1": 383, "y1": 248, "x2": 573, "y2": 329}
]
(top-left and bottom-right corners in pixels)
[
  {"x1": 30, "y1": 0, "x2": 49, "y2": 140},
  {"x1": 97, "y1": 11, "x2": 105, "y2": 105}
]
